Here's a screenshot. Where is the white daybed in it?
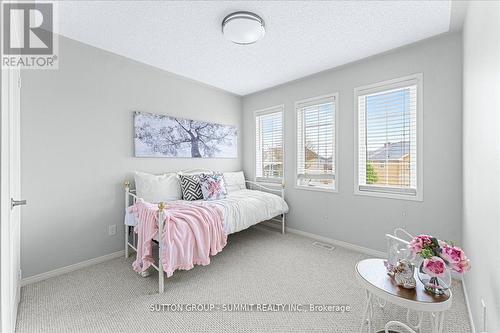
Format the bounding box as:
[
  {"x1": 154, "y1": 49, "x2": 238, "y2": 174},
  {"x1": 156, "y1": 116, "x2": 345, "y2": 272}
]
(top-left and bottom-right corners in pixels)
[{"x1": 123, "y1": 169, "x2": 288, "y2": 293}]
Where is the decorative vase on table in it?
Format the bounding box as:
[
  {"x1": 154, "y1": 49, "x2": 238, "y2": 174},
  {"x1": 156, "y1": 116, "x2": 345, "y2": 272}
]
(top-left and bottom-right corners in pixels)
[
  {"x1": 417, "y1": 261, "x2": 451, "y2": 295},
  {"x1": 408, "y1": 234, "x2": 471, "y2": 296}
]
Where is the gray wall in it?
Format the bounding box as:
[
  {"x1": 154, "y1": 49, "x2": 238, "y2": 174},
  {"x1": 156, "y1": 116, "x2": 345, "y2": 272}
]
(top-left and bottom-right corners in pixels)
[
  {"x1": 242, "y1": 33, "x2": 463, "y2": 252},
  {"x1": 20, "y1": 36, "x2": 242, "y2": 278},
  {"x1": 21, "y1": 32, "x2": 465, "y2": 280},
  {"x1": 463, "y1": 3, "x2": 500, "y2": 332}
]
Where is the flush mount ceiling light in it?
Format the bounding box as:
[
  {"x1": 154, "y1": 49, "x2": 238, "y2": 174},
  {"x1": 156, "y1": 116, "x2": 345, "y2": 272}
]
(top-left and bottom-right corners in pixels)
[{"x1": 222, "y1": 11, "x2": 265, "y2": 45}]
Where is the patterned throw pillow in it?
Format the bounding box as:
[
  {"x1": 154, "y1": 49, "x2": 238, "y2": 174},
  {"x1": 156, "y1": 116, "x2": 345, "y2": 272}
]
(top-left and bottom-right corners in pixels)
[
  {"x1": 200, "y1": 173, "x2": 227, "y2": 201},
  {"x1": 179, "y1": 174, "x2": 203, "y2": 201}
]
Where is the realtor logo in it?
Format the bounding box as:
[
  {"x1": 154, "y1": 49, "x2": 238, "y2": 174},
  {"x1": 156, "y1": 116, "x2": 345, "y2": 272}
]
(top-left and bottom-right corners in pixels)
[{"x1": 1, "y1": 1, "x2": 58, "y2": 69}]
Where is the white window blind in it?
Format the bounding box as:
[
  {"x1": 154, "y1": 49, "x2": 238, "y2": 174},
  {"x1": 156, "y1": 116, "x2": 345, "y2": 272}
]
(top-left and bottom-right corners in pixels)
[
  {"x1": 296, "y1": 94, "x2": 336, "y2": 190},
  {"x1": 356, "y1": 75, "x2": 421, "y2": 198},
  {"x1": 255, "y1": 107, "x2": 284, "y2": 182}
]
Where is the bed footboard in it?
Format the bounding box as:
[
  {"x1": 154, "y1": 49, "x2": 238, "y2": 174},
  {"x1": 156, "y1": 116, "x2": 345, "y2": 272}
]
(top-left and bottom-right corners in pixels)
[
  {"x1": 124, "y1": 181, "x2": 132, "y2": 259},
  {"x1": 124, "y1": 180, "x2": 166, "y2": 293},
  {"x1": 245, "y1": 180, "x2": 286, "y2": 234}
]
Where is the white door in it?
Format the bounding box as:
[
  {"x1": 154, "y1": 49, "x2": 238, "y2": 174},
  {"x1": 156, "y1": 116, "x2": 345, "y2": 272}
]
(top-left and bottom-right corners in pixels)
[{"x1": 1, "y1": 65, "x2": 23, "y2": 332}]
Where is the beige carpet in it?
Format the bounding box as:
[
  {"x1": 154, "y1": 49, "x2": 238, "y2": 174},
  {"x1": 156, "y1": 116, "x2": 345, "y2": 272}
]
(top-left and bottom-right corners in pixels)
[{"x1": 16, "y1": 227, "x2": 472, "y2": 333}]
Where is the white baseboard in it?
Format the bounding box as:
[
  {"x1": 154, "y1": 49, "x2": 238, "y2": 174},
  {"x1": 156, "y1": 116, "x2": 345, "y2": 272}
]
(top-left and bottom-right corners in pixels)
[
  {"x1": 21, "y1": 250, "x2": 124, "y2": 286},
  {"x1": 462, "y1": 276, "x2": 477, "y2": 333},
  {"x1": 259, "y1": 221, "x2": 386, "y2": 258}
]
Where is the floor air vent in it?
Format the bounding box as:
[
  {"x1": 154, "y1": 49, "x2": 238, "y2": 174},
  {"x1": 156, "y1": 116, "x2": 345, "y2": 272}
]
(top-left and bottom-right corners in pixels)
[{"x1": 312, "y1": 241, "x2": 335, "y2": 251}]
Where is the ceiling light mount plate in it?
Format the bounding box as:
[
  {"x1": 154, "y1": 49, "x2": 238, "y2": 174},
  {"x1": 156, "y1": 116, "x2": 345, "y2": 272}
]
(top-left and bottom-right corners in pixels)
[{"x1": 222, "y1": 11, "x2": 265, "y2": 45}]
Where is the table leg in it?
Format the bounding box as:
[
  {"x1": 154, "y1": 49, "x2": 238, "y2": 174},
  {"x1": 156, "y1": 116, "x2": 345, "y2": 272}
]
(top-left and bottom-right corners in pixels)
[
  {"x1": 430, "y1": 312, "x2": 445, "y2": 333},
  {"x1": 376, "y1": 297, "x2": 387, "y2": 309},
  {"x1": 438, "y1": 312, "x2": 445, "y2": 333},
  {"x1": 406, "y1": 309, "x2": 423, "y2": 332},
  {"x1": 369, "y1": 295, "x2": 374, "y2": 319},
  {"x1": 360, "y1": 290, "x2": 373, "y2": 333}
]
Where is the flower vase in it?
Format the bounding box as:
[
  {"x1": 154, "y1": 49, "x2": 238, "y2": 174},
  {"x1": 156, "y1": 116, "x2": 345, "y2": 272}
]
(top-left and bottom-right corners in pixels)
[{"x1": 417, "y1": 262, "x2": 451, "y2": 295}]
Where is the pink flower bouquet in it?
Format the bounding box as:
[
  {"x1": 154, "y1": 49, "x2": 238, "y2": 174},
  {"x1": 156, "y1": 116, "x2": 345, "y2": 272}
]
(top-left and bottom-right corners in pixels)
[
  {"x1": 408, "y1": 234, "x2": 470, "y2": 295},
  {"x1": 409, "y1": 234, "x2": 471, "y2": 274}
]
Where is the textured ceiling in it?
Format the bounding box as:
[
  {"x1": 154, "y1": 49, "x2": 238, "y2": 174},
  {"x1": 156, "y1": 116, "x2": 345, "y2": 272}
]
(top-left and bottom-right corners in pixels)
[{"x1": 57, "y1": 1, "x2": 451, "y2": 95}]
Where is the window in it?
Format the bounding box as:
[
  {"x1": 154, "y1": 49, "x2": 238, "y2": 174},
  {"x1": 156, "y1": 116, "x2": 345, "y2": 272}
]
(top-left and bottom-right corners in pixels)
[
  {"x1": 255, "y1": 106, "x2": 284, "y2": 182},
  {"x1": 355, "y1": 74, "x2": 422, "y2": 200},
  {"x1": 296, "y1": 94, "x2": 337, "y2": 191}
]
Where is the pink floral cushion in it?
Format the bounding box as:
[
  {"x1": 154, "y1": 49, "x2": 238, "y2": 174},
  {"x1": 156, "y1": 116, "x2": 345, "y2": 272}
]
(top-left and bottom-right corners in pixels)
[{"x1": 200, "y1": 173, "x2": 227, "y2": 201}]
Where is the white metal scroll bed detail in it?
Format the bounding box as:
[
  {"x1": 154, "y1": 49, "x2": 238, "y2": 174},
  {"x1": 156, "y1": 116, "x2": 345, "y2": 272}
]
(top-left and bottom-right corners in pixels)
[{"x1": 123, "y1": 168, "x2": 286, "y2": 293}]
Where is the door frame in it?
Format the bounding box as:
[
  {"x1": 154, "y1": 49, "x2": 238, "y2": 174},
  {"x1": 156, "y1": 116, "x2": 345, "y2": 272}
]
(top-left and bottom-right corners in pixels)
[
  {"x1": 1, "y1": 65, "x2": 22, "y2": 333},
  {"x1": 1, "y1": 8, "x2": 23, "y2": 331}
]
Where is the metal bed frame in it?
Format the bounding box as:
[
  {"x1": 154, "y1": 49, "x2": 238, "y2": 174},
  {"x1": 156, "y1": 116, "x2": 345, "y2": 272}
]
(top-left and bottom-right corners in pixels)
[{"x1": 123, "y1": 168, "x2": 286, "y2": 293}]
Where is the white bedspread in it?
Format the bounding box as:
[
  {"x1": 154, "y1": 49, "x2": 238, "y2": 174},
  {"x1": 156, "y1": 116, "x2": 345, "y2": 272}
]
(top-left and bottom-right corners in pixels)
[
  {"x1": 124, "y1": 189, "x2": 289, "y2": 235},
  {"x1": 210, "y1": 189, "x2": 288, "y2": 234}
]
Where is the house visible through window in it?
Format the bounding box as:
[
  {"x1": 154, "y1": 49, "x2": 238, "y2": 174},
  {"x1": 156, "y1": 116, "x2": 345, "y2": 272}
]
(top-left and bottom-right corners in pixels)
[
  {"x1": 356, "y1": 74, "x2": 422, "y2": 199},
  {"x1": 296, "y1": 94, "x2": 337, "y2": 191},
  {"x1": 255, "y1": 106, "x2": 284, "y2": 182}
]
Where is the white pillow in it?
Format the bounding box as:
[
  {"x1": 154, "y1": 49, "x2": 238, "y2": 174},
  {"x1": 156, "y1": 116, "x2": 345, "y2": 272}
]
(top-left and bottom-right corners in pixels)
[
  {"x1": 223, "y1": 171, "x2": 246, "y2": 194},
  {"x1": 134, "y1": 171, "x2": 182, "y2": 203}
]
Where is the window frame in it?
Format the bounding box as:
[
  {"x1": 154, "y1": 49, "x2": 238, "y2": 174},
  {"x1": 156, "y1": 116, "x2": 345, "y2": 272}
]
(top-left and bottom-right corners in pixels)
[
  {"x1": 253, "y1": 105, "x2": 285, "y2": 184},
  {"x1": 354, "y1": 73, "x2": 423, "y2": 201},
  {"x1": 294, "y1": 93, "x2": 339, "y2": 193}
]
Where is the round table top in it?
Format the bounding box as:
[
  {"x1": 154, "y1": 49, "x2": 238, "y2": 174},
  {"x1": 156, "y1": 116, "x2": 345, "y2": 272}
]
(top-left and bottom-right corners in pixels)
[{"x1": 355, "y1": 258, "x2": 452, "y2": 312}]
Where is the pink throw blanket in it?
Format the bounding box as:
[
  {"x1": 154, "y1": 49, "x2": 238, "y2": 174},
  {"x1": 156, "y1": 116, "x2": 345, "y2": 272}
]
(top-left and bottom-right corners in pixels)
[{"x1": 130, "y1": 200, "x2": 227, "y2": 277}]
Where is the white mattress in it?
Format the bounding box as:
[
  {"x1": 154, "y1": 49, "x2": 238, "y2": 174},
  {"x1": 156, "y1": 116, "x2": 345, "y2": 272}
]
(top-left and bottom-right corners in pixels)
[{"x1": 125, "y1": 189, "x2": 289, "y2": 235}]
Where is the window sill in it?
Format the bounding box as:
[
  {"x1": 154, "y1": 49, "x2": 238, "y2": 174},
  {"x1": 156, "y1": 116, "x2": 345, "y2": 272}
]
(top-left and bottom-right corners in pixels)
[
  {"x1": 354, "y1": 188, "x2": 423, "y2": 202},
  {"x1": 294, "y1": 185, "x2": 337, "y2": 194},
  {"x1": 254, "y1": 179, "x2": 283, "y2": 186}
]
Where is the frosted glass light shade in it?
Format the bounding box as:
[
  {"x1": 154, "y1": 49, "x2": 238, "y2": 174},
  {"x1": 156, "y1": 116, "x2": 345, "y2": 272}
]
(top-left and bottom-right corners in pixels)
[{"x1": 222, "y1": 12, "x2": 265, "y2": 45}]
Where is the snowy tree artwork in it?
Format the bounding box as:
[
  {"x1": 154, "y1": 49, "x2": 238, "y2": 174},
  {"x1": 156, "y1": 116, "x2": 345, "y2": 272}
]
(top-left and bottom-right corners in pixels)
[{"x1": 134, "y1": 112, "x2": 237, "y2": 158}]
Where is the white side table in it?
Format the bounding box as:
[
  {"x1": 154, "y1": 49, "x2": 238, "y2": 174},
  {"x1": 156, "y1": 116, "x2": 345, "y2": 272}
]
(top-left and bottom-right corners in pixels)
[{"x1": 355, "y1": 258, "x2": 452, "y2": 333}]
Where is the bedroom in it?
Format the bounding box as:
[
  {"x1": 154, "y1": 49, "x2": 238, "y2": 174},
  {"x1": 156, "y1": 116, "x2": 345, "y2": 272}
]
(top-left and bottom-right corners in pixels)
[{"x1": 0, "y1": 1, "x2": 498, "y2": 332}]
